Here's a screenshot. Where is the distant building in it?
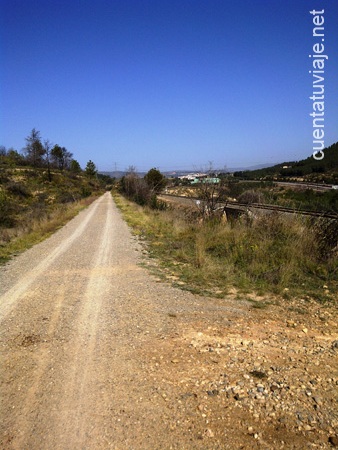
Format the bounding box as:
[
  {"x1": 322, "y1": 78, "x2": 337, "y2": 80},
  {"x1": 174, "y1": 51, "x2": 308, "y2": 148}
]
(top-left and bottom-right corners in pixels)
[
  {"x1": 178, "y1": 173, "x2": 207, "y2": 181},
  {"x1": 191, "y1": 177, "x2": 220, "y2": 184}
]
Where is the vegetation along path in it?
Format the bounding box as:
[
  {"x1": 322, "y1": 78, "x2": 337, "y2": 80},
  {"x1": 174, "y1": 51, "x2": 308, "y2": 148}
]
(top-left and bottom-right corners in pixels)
[{"x1": 0, "y1": 192, "x2": 337, "y2": 449}]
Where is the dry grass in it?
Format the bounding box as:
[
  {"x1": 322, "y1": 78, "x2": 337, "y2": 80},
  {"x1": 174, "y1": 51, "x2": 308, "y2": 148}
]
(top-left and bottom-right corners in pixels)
[
  {"x1": 0, "y1": 165, "x2": 106, "y2": 263},
  {"x1": 114, "y1": 192, "x2": 338, "y2": 302},
  {"x1": 0, "y1": 196, "x2": 99, "y2": 263}
]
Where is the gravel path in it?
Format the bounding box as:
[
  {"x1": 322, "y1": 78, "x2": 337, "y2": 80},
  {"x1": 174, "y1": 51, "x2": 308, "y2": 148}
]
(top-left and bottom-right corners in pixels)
[{"x1": 0, "y1": 192, "x2": 337, "y2": 449}]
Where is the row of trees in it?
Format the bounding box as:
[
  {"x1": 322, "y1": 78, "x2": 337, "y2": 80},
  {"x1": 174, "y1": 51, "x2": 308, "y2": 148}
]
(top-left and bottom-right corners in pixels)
[
  {"x1": 120, "y1": 165, "x2": 228, "y2": 219},
  {"x1": 1, "y1": 129, "x2": 98, "y2": 179},
  {"x1": 120, "y1": 167, "x2": 166, "y2": 207},
  {"x1": 120, "y1": 165, "x2": 230, "y2": 218}
]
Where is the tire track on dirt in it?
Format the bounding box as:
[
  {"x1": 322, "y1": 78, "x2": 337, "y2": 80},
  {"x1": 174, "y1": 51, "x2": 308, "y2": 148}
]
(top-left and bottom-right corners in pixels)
[
  {"x1": 0, "y1": 197, "x2": 102, "y2": 322},
  {"x1": 3, "y1": 192, "x2": 312, "y2": 450},
  {"x1": 55, "y1": 193, "x2": 115, "y2": 449},
  {"x1": 0, "y1": 194, "x2": 114, "y2": 449},
  {"x1": 8, "y1": 282, "x2": 71, "y2": 450}
]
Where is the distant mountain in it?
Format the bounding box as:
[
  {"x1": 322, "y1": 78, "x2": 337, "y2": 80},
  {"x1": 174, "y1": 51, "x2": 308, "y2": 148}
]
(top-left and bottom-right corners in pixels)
[
  {"x1": 99, "y1": 171, "x2": 126, "y2": 179},
  {"x1": 161, "y1": 163, "x2": 277, "y2": 177},
  {"x1": 228, "y1": 163, "x2": 277, "y2": 172},
  {"x1": 99, "y1": 143, "x2": 338, "y2": 182},
  {"x1": 233, "y1": 142, "x2": 338, "y2": 183},
  {"x1": 99, "y1": 163, "x2": 278, "y2": 179}
]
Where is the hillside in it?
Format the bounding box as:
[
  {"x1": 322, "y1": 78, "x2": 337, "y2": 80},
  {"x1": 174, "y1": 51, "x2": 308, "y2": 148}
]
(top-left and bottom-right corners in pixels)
[
  {"x1": 0, "y1": 166, "x2": 109, "y2": 262},
  {"x1": 234, "y1": 142, "x2": 338, "y2": 183}
]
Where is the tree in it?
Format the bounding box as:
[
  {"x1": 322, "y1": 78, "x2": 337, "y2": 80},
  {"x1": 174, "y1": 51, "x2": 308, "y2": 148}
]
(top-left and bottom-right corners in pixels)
[
  {"x1": 144, "y1": 168, "x2": 166, "y2": 193},
  {"x1": 7, "y1": 148, "x2": 25, "y2": 166},
  {"x1": 23, "y1": 128, "x2": 45, "y2": 167},
  {"x1": 120, "y1": 166, "x2": 153, "y2": 205},
  {"x1": 120, "y1": 166, "x2": 140, "y2": 198},
  {"x1": 43, "y1": 140, "x2": 52, "y2": 182},
  {"x1": 85, "y1": 160, "x2": 97, "y2": 178},
  {"x1": 126, "y1": 165, "x2": 137, "y2": 175},
  {"x1": 193, "y1": 163, "x2": 228, "y2": 220},
  {"x1": 69, "y1": 159, "x2": 82, "y2": 173},
  {"x1": 0, "y1": 146, "x2": 6, "y2": 165},
  {"x1": 51, "y1": 145, "x2": 73, "y2": 170},
  {"x1": 50, "y1": 145, "x2": 62, "y2": 168}
]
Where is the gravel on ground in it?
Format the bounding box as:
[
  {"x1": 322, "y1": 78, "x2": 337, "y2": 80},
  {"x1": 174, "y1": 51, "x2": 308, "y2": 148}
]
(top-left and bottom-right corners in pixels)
[{"x1": 0, "y1": 192, "x2": 337, "y2": 449}]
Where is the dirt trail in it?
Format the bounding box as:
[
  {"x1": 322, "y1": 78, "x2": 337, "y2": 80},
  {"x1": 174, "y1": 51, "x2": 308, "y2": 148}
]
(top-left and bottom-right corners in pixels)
[{"x1": 0, "y1": 192, "x2": 337, "y2": 449}]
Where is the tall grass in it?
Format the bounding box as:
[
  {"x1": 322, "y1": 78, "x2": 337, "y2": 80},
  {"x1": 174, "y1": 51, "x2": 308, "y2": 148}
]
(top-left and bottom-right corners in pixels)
[
  {"x1": 114, "y1": 192, "x2": 337, "y2": 302},
  {"x1": 0, "y1": 196, "x2": 98, "y2": 264},
  {"x1": 0, "y1": 165, "x2": 106, "y2": 263}
]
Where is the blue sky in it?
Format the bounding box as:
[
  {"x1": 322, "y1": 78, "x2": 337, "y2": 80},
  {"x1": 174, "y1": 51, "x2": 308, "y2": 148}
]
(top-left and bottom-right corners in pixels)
[{"x1": 1, "y1": 0, "x2": 338, "y2": 172}]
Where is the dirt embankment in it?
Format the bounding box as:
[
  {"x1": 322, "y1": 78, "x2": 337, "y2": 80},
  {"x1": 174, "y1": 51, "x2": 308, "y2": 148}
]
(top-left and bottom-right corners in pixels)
[{"x1": 0, "y1": 192, "x2": 337, "y2": 449}]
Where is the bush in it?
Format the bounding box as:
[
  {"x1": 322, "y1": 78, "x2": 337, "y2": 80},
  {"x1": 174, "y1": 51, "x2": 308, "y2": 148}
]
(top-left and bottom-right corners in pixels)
[
  {"x1": 81, "y1": 186, "x2": 92, "y2": 198},
  {"x1": 149, "y1": 195, "x2": 168, "y2": 210},
  {"x1": 195, "y1": 213, "x2": 335, "y2": 293},
  {"x1": 57, "y1": 190, "x2": 76, "y2": 203},
  {"x1": 6, "y1": 181, "x2": 31, "y2": 198},
  {"x1": 0, "y1": 190, "x2": 15, "y2": 226},
  {"x1": 120, "y1": 173, "x2": 152, "y2": 206},
  {"x1": 115, "y1": 194, "x2": 337, "y2": 299},
  {"x1": 238, "y1": 189, "x2": 264, "y2": 204},
  {"x1": 312, "y1": 218, "x2": 338, "y2": 259}
]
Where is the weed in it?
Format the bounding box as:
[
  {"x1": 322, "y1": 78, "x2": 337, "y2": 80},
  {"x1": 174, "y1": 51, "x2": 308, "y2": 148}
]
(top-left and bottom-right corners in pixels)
[
  {"x1": 113, "y1": 192, "x2": 337, "y2": 303},
  {"x1": 0, "y1": 196, "x2": 99, "y2": 263},
  {"x1": 6, "y1": 181, "x2": 31, "y2": 198},
  {"x1": 249, "y1": 300, "x2": 269, "y2": 309},
  {"x1": 0, "y1": 166, "x2": 105, "y2": 262}
]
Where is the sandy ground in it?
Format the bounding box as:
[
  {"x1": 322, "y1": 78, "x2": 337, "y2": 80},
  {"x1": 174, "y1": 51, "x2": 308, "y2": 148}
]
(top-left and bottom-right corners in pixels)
[{"x1": 0, "y1": 192, "x2": 337, "y2": 449}]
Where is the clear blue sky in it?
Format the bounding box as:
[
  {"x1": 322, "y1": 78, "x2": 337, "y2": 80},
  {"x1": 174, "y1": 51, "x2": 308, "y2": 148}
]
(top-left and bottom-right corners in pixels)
[{"x1": 1, "y1": 0, "x2": 338, "y2": 172}]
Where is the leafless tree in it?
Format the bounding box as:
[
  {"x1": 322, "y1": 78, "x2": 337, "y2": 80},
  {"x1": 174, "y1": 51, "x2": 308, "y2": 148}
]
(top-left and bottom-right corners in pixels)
[{"x1": 193, "y1": 162, "x2": 228, "y2": 220}]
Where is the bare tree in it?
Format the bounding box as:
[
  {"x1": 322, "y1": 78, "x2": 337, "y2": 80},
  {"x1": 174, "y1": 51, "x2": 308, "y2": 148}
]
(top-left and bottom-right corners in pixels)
[{"x1": 193, "y1": 163, "x2": 228, "y2": 220}]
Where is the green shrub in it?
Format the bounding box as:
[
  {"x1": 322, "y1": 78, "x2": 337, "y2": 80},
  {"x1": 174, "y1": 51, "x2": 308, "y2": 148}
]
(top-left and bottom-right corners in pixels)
[
  {"x1": 0, "y1": 190, "x2": 15, "y2": 226},
  {"x1": 6, "y1": 181, "x2": 31, "y2": 198},
  {"x1": 238, "y1": 189, "x2": 264, "y2": 204},
  {"x1": 81, "y1": 186, "x2": 92, "y2": 197},
  {"x1": 312, "y1": 218, "x2": 338, "y2": 260}
]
